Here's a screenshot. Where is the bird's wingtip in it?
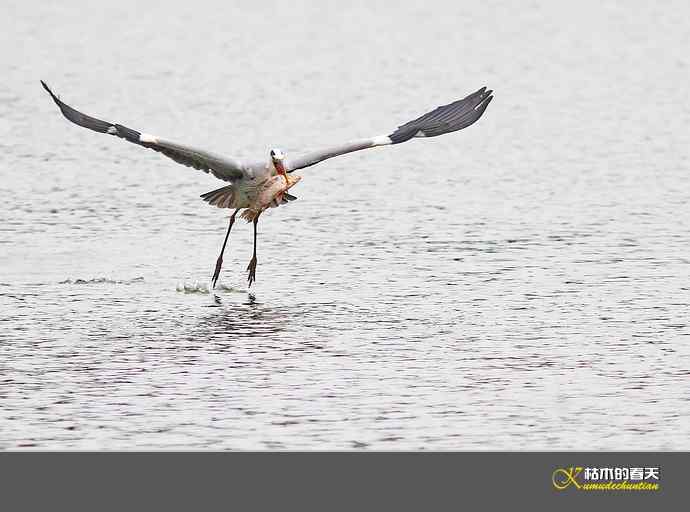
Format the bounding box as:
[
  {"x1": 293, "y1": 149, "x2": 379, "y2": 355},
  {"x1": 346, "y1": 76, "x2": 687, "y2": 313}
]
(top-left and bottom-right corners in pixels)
[{"x1": 40, "y1": 80, "x2": 60, "y2": 102}]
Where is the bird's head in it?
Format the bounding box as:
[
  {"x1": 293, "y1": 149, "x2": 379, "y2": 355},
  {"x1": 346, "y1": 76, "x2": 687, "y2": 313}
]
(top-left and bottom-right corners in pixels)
[{"x1": 270, "y1": 148, "x2": 287, "y2": 175}]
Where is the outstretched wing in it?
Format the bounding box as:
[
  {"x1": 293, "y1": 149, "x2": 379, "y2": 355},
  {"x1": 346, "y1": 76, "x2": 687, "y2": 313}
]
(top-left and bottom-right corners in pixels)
[
  {"x1": 287, "y1": 87, "x2": 493, "y2": 172},
  {"x1": 41, "y1": 81, "x2": 245, "y2": 182}
]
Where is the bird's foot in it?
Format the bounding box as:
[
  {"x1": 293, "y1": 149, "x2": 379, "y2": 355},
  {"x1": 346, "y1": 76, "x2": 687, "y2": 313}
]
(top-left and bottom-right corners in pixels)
[
  {"x1": 246, "y1": 256, "x2": 258, "y2": 287},
  {"x1": 211, "y1": 257, "x2": 223, "y2": 289}
]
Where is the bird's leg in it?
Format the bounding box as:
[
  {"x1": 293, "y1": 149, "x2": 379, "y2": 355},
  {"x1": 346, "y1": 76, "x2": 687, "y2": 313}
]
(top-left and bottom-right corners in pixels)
[
  {"x1": 211, "y1": 209, "x2": 239, "y2": 289},
  {"x1": 246, "y1": 212, "x2": 261, "y2": 287}
]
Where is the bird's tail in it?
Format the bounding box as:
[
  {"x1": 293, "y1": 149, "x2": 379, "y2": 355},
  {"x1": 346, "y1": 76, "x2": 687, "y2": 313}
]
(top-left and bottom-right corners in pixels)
[
  {"x1": 201, "y1": 186, "x2": 298, "y2": 211},
  {"x1": 200, "y1": 185, "x2": 236, "y2": 209}
]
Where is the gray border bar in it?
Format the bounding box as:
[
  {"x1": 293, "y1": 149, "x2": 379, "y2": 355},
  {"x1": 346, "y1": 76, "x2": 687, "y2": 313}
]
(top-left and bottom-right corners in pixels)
[{"x1": 0, "y1": 452, "x2": 684, "y2": 511}]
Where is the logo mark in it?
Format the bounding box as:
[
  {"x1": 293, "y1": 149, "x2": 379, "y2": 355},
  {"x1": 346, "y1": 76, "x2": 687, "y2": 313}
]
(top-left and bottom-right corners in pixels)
[
  {"x1": 552, "y1": 467, "x2": 583, "y2": 490},
  {"x1": 552, "y1": 465, "x2": 660, "y2": 492}
]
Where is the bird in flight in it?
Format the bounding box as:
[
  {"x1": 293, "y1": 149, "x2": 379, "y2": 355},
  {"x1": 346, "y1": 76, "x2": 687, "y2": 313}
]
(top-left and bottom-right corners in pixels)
[{"x1": 41, "y1": 80, "x2": 493, "y2": 288}]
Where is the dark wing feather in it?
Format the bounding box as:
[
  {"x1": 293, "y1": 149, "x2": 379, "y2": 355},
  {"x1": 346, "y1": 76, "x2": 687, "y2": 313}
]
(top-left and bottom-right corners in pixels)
[
  {"x1": 41, "y1": 81, "x2": 244, "y2": 182},
  {"x1": 388, "y1": 87, "x2": 493, "y2": 144}
]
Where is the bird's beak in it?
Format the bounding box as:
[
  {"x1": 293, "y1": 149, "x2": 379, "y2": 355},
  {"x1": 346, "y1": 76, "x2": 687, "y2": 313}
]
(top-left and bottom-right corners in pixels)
[
  {"x1": 274, "y1": 159, "x2": 289, "y2": 183},
  {"x1": 274, "y1": 159, "x2": 286, "y2": 173}
]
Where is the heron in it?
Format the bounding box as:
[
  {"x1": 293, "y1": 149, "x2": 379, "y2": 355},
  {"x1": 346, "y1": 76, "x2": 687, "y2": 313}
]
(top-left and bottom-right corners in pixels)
[{"x1": 41, "y1": 80, "x2": 493, "y2": 288}]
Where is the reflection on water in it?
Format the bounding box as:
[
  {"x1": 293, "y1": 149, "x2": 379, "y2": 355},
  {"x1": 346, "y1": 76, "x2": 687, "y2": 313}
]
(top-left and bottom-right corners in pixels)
[
  {"x1": 196, "y1": 300, "x2": 290, "y2": 340},
  {"x1": 2, "y1": 0, "x2": 690, "y2": 449}
]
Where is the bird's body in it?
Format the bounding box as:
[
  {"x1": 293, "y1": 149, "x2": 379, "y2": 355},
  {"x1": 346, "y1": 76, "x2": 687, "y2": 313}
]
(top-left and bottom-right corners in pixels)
[
  {"x1": 41, "y1": 80, "x2": 493, "y2": 288},
  {"x1": 199, "y1": 159, "x2": 296, "y2": 211},
  {"x1": 240, "y1": 173, "x2": 302, "y2": 222}
]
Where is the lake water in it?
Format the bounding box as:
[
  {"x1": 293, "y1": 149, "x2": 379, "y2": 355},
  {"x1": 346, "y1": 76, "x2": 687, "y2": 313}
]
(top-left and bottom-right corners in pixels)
[{"x1": 1, "y1": 0, "x2": 689, "y2": 449}]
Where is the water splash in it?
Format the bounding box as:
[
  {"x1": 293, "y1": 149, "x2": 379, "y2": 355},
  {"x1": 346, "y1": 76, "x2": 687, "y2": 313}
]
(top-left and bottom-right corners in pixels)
[
  {"x1": 175, "y1": 281, "x2": 240, "y2": 294},
  {"x1": 58, "y1": 277, "x2": 145, "y2": 285}
]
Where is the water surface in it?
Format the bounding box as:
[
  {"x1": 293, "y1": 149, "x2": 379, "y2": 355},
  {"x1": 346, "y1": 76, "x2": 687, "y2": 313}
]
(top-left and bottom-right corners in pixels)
[{"x1": 1, "y1": 0, "x2": 689, "y2": 449}]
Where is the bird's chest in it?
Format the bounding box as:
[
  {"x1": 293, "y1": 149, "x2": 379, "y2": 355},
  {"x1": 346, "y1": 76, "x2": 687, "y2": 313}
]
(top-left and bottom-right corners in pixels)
[{"x1": 232, "y1": 163, "x2": 278, "y2": 206}]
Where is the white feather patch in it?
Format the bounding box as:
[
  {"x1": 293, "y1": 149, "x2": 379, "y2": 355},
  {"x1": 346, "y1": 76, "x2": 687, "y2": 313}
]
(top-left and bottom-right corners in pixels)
[
  {"x1": 372, "y1": 135, "x2": 392, "y2": 146},
  {"x1": 139, "y1": 133, "x2": 158, "y2": 143},
  {"x1": 107, "y1": 126, "x2": 118, "y2": 135}
]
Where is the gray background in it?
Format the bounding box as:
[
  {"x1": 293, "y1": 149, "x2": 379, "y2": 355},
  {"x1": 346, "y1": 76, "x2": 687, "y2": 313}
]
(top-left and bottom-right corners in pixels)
[{"x1": 1, "y1": 0, "x2": 688, "y2": 449}]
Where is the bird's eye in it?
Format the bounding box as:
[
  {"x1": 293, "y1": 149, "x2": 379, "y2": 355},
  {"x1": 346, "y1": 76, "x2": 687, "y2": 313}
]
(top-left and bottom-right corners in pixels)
[{"x1": 270, "y1": 150, "x2": 275, "y2": 157}]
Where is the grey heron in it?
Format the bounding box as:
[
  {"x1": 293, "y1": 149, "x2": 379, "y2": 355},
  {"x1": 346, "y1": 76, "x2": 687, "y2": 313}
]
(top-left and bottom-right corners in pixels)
[{"x1": 41, "y1": 80, "x2": 493, "y2": 288}]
